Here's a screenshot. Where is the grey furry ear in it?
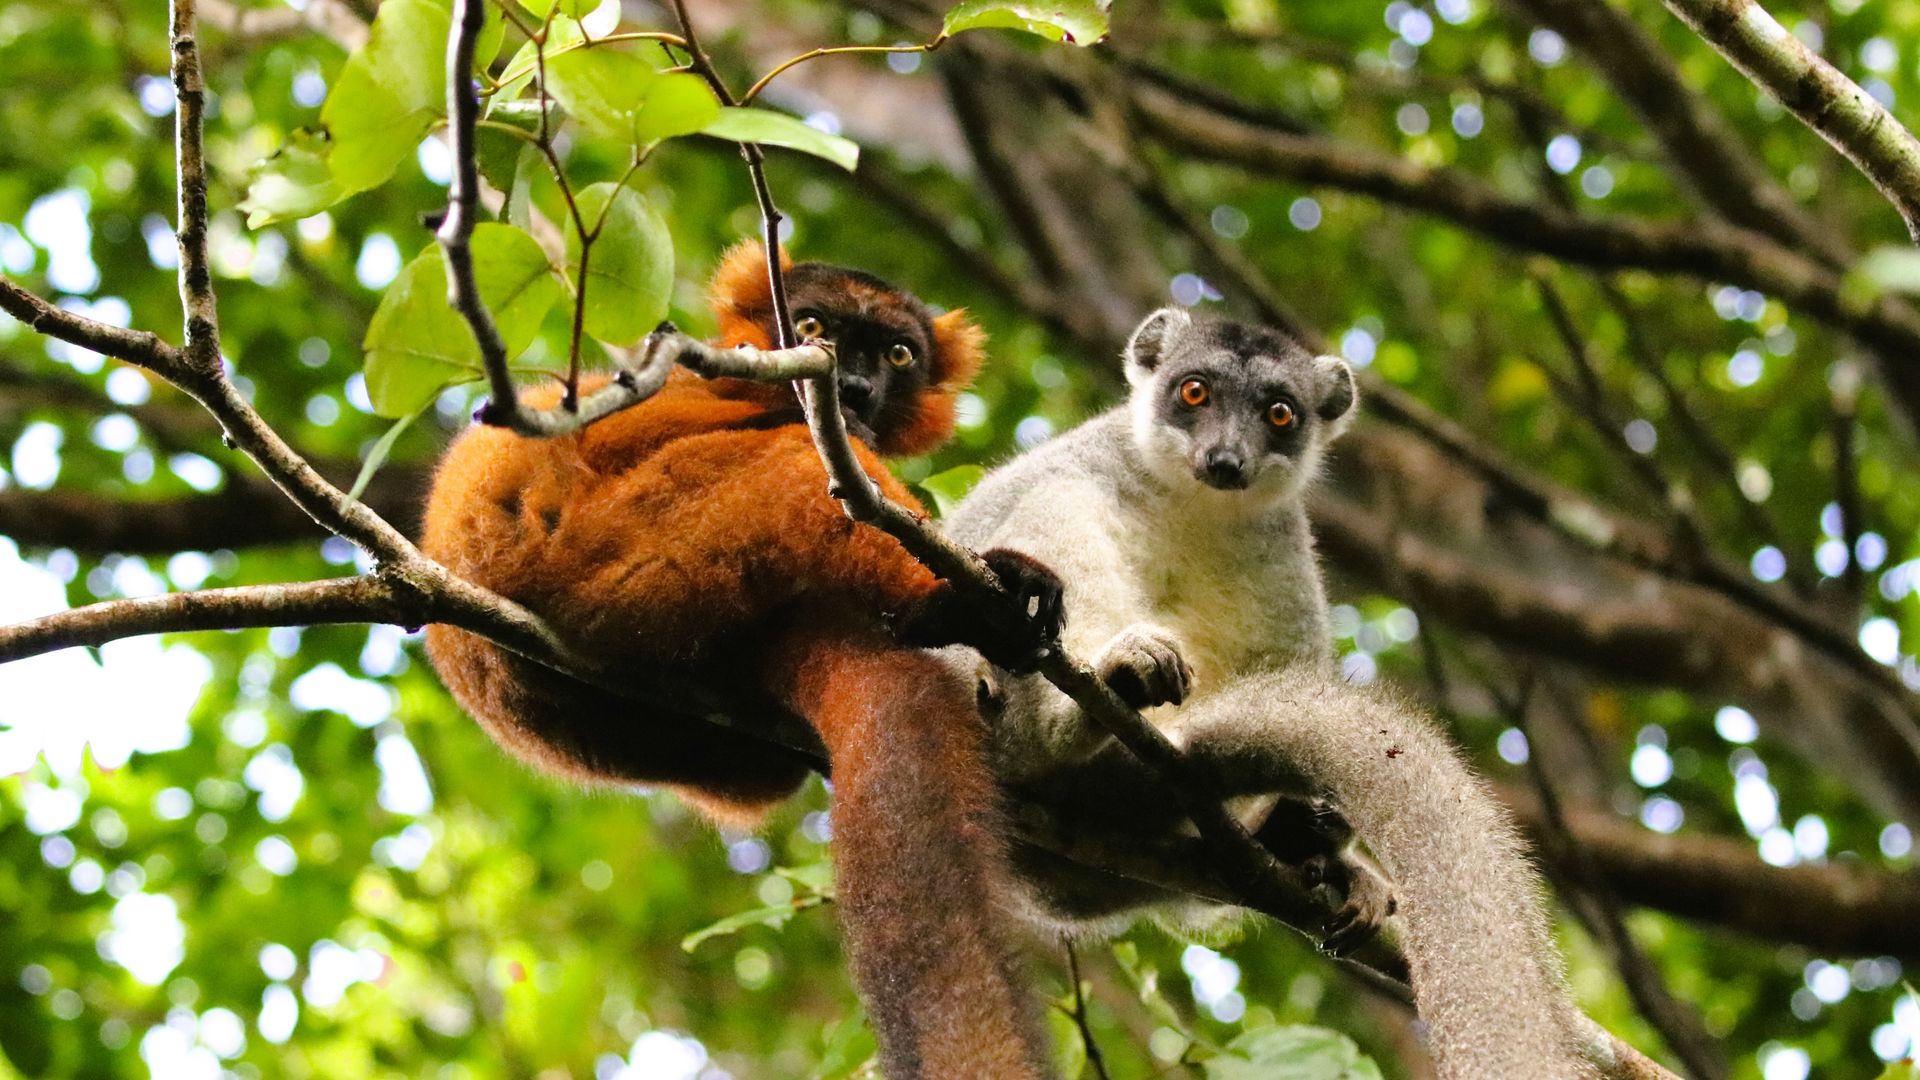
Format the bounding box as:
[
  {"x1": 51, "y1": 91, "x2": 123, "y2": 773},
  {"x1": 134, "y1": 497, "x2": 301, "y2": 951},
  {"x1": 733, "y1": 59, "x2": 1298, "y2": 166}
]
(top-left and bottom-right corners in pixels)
[
  {"x1": 1314, "y1": 355, "x2": 1357, "y2": 432},
  {"x1": 1124, "y1": 307, "x2": 1192, "y2": 385}
]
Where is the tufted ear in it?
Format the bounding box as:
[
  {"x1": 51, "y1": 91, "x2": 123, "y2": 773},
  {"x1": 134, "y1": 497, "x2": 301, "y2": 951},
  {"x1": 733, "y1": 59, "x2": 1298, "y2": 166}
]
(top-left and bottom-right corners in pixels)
[
  {"x1": 1314, "y1": 354, "x2": 1358, "y2": 437},
  {"x1": 930, "y1": 308, "x2": 985, "y2": 391},
  {"x1": 708, "y1": 240, "x2": 793, "y2": 349},
  {"x1": 1124, "y1": 307, "x2": 1192, "y2": 386},
  {"x1": 879, "y1": 308, "x2": 987, "y2": 457}
]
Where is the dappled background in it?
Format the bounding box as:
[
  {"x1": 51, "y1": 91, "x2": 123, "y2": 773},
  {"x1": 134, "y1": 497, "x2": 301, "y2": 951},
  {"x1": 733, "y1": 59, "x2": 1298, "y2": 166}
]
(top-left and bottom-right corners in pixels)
[{"x1": 2, "y1": 0, "x2": 1920, "y2": 1076}]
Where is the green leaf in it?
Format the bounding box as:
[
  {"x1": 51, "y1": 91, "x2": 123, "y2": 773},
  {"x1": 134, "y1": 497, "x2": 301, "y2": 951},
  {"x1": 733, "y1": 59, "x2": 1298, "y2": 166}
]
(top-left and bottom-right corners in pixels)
[
  {"x1": 471, "y1": 222, "x2": 563, "y2": 357},
  {"x1": 238, "y1": 128, "x2": 342, "y2": 227},
  {"x1": 364, "y1": 249, "x2": 480, "y2": 418},
  {"x1": 1109, "y1": 942, "x2": 1193, "y2": 1033},
  {"x1": 323, "y1": 0, "x2": 449, "y2": 192},
  {"x1": 362, "y1": 225, "x2": 559, "y2": 417},
  {"x1": 810, "y1": 1014, "x2": 877, "y2": 1080},
  {"x1": 239, "y1": 0, "x2": 454, "y2": 223},
  {"x1": 680, "y1": 895, "x2": 826, "y2": 952},
  {"x1": 506, "y1": 143, "x2": 540, "y2": 231},
  {"x1": 1875, "y1": 1063, "x2": 1920, "y2": 1080},
  {"x1": 492, "y1": 17, "x2": 589, "y2": 104},
  {"x1": 518, "y1": 0, "x2": 597, "y2": 16},
  {"x1": 918, "y1": 464, "x2": 986, "y2": 517},
  {"x1": 1046, "y1": 995, "x2": 1089, "y2": 1079},
  {"x1": 476, "y1": 0, "x2": 507, "y2": 70},
  {"x1": 545, "y1": 47, "x2": 719, "y2": 146},
  {"x1": 1203, "y1": 1026, "x2": 1384, "y2": 1080},
  {"x1": 941, "y1": 0, "x2": 1111, "y2": 44},
  {"x1": 701, "y1": 107, "x2": 861, "y2": 171},
  {"x1": 773, "y1": 861, "x2": 835, "y2": 895},
  {"x1": 346, "y1": 405, "x2": 429, "y2": 505},
  {"x1": 475, "y1": 111, "x2": 536, "y2": 196},
  {"x1": 565, "y1": 183, "x2": 674, "y2": 346}
]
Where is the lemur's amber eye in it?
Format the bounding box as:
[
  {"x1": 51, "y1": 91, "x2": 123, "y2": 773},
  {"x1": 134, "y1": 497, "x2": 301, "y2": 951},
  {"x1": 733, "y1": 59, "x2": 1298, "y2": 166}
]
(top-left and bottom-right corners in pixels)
[
  {"x1": 794, "y1": 315, "x2": 825, "y2": 339},
  {"x1": 1267, "y1": 401, "x2": 1296, "y2": 428},
  {"x1": 886, "y1": 342, "x2": 915, "y2": 368},
  {"x1": 1179, "y1": 378, "x2": 1210, "y2": 407}
]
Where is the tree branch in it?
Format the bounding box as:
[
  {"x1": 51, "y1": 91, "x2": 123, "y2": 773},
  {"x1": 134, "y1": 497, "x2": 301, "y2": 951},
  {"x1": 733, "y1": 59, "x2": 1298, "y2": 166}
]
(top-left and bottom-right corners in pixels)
[
  {"x1": 1124, "y1": 80, "x2": 1920, "y2": 433},
  {"x1": 438, "y1": 0, "x2": 517, "y2": 421},
  {"x1": 170, "y1": 0, "x2": 221, "y2": 376},
  {"x1": 1664, "y1": 0, "x2": 1920, "y2": 243},
  {"x1": 0, "y1": 577, "x2": 411, "y2": 662},
  {"x1": 1502, "y1": 788, "x2": 1920, "y2": 958},
  {"x1": 0, "y1": 279, "x2": 180, "y2": 369}
]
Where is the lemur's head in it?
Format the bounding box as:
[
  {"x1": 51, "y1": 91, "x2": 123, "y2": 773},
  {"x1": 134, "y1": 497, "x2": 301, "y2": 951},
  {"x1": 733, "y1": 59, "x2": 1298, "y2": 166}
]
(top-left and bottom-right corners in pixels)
[
  {"x1": 709, "y1": 242, "x2": 984, "y2": 456},
  {"x1": 1124, "y1": 307, "x2": 1356, "y2": 503}
]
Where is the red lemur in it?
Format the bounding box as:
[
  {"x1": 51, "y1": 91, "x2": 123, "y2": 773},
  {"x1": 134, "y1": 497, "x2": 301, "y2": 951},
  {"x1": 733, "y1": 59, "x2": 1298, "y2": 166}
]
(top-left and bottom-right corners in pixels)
[{"x1": 421, "y1": 244, "x2": 1063, "y2": 1080}]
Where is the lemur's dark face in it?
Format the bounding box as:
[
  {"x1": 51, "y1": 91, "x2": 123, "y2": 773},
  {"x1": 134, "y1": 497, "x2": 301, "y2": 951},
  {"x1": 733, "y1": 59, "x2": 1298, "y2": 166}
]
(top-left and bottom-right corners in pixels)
[
  {"x1": 1124, "y1": 308, "x2": 1355, "y2": 499},
  {"x1": 782, "y1": 263, "x2": 937, "y2": 441}
]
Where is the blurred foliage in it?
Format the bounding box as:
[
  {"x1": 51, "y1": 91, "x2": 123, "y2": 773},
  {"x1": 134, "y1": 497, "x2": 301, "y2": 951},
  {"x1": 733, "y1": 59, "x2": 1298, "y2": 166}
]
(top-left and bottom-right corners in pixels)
[{"x1": 1, "y1": 0, "x2": 1918, "y2": 1077}]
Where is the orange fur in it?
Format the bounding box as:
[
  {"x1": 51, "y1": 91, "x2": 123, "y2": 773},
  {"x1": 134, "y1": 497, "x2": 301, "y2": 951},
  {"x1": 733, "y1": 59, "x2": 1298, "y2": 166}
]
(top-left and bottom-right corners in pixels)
[{"x1": 420, "y1": 255, "x2": 1049, "y2": 1077}]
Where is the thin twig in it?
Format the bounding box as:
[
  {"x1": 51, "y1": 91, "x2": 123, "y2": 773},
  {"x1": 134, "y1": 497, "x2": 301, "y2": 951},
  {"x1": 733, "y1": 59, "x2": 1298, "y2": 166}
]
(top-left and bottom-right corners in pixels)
[
  {"x1": 1064, "y1": 942, "x2": 1112, "y2": 1080},
  {"x1": 438, "y1": 0, "x2": 517, "y2": 419},
  {"x1": 0, "y1": 578, "x2": 410, "y2": 662},
  {"x1": 0, "y1": 280, "x2": 180, "y2": 367},
  {"x1": 742, "y1": 41, "x2": 944, "y2": 105}
]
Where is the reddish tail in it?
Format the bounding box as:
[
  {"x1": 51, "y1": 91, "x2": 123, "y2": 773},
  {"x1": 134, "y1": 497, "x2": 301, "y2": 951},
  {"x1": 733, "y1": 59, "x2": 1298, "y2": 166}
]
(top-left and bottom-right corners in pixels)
[{"x1": 768, "y1": 629, "x2": 1053, "y2": 1080}]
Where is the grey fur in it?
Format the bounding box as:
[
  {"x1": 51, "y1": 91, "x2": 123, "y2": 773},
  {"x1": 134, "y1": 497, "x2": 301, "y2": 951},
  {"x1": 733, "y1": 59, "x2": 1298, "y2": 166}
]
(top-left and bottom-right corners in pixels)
[{"x1": 947, "y1": 309, "x2": 1596, "y2": 1079}]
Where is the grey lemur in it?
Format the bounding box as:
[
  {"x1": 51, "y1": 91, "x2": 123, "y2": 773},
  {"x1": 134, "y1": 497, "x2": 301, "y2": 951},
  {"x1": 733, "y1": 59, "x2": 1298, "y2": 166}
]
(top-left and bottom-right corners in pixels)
[{"x1": 944, "y1": 308, "x2": 1600, "y2": 1079}]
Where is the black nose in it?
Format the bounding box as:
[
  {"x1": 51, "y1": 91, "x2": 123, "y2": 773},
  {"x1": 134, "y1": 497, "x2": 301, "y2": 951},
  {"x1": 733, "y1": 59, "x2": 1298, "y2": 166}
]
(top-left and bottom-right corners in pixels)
[
  {"x1": 838, "y1": 375, "x2": 874, "y2": 413},
  {"x1": 1203, "y1": 448, "x2": 1248, "y2": 489}
]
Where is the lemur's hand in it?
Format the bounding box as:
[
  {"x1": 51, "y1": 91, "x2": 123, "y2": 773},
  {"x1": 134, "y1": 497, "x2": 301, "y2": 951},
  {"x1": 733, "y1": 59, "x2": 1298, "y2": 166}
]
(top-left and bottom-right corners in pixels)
[
  {"x1": 894, "y1": 549, "x2": 1064, "y2": 674},
  {"x1": 976, "y1": 548, "x2": 1065, "y2": 674},
  {"x1": 1254, "y1": 796, "x2": 1397, "y2": 955},
  {"x1": 1310, "y1": 848, "x2": 1397, "y2": 955},
  {"x1": 1095, "y1": 623, "x2": 1193, "y2": 709}
]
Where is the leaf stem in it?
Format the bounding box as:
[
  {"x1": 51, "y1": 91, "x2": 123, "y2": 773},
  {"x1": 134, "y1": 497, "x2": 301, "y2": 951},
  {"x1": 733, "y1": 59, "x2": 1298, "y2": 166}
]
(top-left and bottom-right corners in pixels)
[{"x1": 740, "y1": 39, "x2": 944, "y2": 105}]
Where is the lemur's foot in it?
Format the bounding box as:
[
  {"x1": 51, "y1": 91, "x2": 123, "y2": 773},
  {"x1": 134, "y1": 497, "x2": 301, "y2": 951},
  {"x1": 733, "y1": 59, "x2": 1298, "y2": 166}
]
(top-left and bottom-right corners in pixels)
[
  {"x1": 1308, "y1": 848, "x2": 1397, "y2": 956},
  {"x1": 1095, "y1": 623, "x2": 1194, "y2": 709}
]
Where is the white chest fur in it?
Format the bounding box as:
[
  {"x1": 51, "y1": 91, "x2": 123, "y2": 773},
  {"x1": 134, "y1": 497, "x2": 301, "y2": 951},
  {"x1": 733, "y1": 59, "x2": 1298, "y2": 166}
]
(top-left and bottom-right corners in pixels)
[{"x1": 1102, "y1": 493, "x2": 1330, "y2": 714}]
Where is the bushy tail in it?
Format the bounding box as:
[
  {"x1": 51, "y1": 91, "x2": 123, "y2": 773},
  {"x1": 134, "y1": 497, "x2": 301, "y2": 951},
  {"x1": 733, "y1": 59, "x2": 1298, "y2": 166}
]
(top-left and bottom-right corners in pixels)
[
  {"x1": 766, "y1": 627, "x2": 1054, "y2": 1080},
  {"x1": 1179, "y1": 669, "x2": 1598, "y2": 1080}
]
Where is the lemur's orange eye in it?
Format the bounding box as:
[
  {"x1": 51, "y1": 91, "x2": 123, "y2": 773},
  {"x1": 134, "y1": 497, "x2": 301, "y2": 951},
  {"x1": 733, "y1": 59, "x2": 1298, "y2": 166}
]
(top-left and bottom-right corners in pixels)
[
  {"x1": 1267, "y1": 401, "x2": 1296, "y2": 428},
  {"x1": 1179, "y1": 378, "x2": 1210, "y2": 407},
  {"x1": 794, "y1": 315, "x2": 825, "y2": 339},
  {"x1": 886, "y1": 342, "x2": 915, "y2": 368}
]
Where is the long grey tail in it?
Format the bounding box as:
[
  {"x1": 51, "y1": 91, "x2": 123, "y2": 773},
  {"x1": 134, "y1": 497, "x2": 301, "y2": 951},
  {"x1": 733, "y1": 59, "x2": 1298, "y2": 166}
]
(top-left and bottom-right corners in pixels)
[{"x1": 1177, "y1": 668, "x2": 1598, "y2": 1080}]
